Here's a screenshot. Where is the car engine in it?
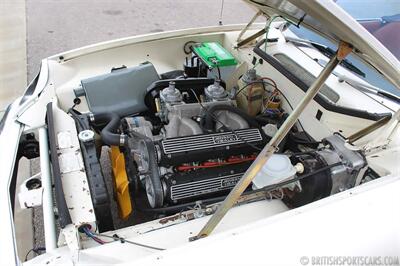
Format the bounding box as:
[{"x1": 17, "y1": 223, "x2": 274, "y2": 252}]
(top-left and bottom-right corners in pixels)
[
  {"x1": 122, "y1": 80, "x2": 269, "y2": 208},
  {"x1": 68, "y1": 42, "x2": 367, "y2": 229}
]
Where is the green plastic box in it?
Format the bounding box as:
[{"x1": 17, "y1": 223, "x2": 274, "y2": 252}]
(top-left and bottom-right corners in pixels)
[{"x1": 192, "y1": 42, "x2": 237, "y2": 68}]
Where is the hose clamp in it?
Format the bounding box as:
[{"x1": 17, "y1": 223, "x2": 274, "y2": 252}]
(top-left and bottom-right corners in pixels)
[
  {"x1": 120, "y1": 134, "x2": 126, "y2": 146},
  {"x1": 88, "y1": 113, "x2": 95, "y2": 122}
]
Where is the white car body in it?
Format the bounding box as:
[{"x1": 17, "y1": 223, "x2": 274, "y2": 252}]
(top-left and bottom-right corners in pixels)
[{"x1": 1, "y1": 1, "x2": 399, "y2": 265}]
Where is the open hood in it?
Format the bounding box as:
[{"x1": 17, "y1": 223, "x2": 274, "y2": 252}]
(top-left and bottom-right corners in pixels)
[{"x1": 243, "y1": 0, "x2": 400, "y2": 90}]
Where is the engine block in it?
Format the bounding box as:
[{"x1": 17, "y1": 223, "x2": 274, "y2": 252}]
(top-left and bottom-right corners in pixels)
[{"x1": 122, "y1": 85, "x2": 270, "y2": 207}]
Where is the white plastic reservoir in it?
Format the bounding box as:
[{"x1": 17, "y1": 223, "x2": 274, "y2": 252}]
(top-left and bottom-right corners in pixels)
[{"x1": 252, "y1": 154, "x2": 296, "y2": 190}]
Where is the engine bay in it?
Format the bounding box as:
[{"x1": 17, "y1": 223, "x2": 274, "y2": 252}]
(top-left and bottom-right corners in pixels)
[
  {"x1": 56, "y1": 41, "x2": 376, "y2": 232},
  {"x1": 4, "y1": 1, "x2": 399, "y2": 261}
]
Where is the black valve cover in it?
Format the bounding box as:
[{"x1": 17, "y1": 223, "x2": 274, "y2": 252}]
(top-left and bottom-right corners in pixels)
[{"x1": 157, "y1": 128, "x2": 267, "y2": 166}]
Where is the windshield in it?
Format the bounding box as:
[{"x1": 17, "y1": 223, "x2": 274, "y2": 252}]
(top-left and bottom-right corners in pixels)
[
  {"x1": 287, "y1": 0, "x2": 400, "y2": 97},
  {"x1": 337, "y1": 0, "x2": 400, "y2": 19},
  {"x1": 337, "y1": 0, "x2": 400, "y2": 61}
]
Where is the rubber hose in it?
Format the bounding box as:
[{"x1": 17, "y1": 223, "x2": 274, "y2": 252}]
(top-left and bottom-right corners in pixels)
[
  {"x1": 92, "y1": 112, "x2": 127, "y2": 146},
  {"x1": 203, "y1": 105, "x2": 259, "y2": 132}
]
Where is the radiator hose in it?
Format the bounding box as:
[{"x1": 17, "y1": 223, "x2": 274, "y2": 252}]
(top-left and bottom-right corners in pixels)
[
  {"x1": 91, "y1": 112, "x2": 128, "y2": 146},
  {"x1": 202, "y1": 105, "x2": 259, "y2": 132}
]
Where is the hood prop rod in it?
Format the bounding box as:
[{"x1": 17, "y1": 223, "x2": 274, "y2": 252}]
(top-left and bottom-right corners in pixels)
[
  {"x1": 236, "y1": 10, "x2": 263, "y2": 43},
  {"x1": 190, "y1": 41, "x2": 353, "y2": 241}
]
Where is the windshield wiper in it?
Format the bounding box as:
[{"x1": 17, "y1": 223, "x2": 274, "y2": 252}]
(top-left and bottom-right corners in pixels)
[
  {"x1": 337, "y1": 74, "x2": 400, "y2": 104},
  {"x1": 285, "y1": 37, "x2": 366, "y2": 78}
]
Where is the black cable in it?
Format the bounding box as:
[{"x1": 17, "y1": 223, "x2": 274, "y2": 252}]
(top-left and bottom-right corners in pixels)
[
  {"x1": 67, "y1": 108, "x2": 86, "y2": 130},
  {"x1": 234, "y1": 80, "x2": 275, "y2": 98},
  {"x1": 190, "y1": 89, "x2": 263, "y2": 151},
  {"x1": 197, "y1": 58, "x2": 201, "y2": 77},
  {"x1": 78, "y1": 225, "x2": 165, "y2": 250},
  {"x1": 268, "y1": 85, "x2": 314, "y2": 142},
  {"x1": 250, "y1": 80, "x2": 314, "y2": 143},
  {"x1": 290, "y1": 134, "x2": 320, "y2": 146},
  {"x1": 91, "y1": 232, "x2": 166, "y2": 251},
  {"x1": 216, "y1": 65, "x2": 222, "y2": 80},
  {"x1": 288, "y1": 150, "x2": 319, "y2": 156},
  {"x1": 24, "y1": 247, "x2": 45, "y2": 261}
]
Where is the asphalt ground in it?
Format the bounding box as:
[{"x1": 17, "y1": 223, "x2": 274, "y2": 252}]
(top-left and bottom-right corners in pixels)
[
  {"x1": 26, "y1": 0, "x2": 257, "y2": 253},
  {"x1": 27, "y1": 0, "x2": 257, "y2": 80}
]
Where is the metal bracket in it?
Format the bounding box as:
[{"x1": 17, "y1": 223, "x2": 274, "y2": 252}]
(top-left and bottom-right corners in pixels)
[
  {"x1": 361, "y1": 109, "x2": 400, "y2": 153},
  {"x1": 60, "y1": 224, "x2": 81, "y2": 251},
  {"x1": 18, "y1": 173, "x2": 43, "y2": 209}
]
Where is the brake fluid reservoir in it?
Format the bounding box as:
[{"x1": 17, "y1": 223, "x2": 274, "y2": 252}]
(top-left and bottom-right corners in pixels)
[
  {"x1": 252, "y1": 154, "x2": 296, "y2": 190},
  {"x1": 236, "y1": 69, "x2": 264, "y2": 116}
]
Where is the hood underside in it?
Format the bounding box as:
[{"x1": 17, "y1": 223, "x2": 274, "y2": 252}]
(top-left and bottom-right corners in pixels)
[{"x1": 244, "y1": 0, "x2": 400, "y2": 91}]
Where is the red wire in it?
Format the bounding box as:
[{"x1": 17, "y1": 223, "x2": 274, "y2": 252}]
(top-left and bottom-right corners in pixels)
[
  {"x1": 83, "y1": 227, "x2": 107, "y2": 244},
  {"x1": 177, "y1": 156, "x2": 256, "y2": 171},
  {"x1": 258, "y1": 77, "x2": 281, "y2": 106},
  {"x1": 92, "y1": 236, "x2": 107, "y2": 245}
]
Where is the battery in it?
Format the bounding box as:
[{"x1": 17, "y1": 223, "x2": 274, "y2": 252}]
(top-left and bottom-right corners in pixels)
[{"x1": 192, "y1": 42, "x2": 237, "y2": 81}]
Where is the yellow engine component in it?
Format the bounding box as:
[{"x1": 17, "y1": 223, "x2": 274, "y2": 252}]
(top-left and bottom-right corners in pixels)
[
  {"x1": 110, "y1": 146, "x2": 132, "y2": 220},
  {"x1": 263, "y1": 97, "x2": 281, "y2": 111}
]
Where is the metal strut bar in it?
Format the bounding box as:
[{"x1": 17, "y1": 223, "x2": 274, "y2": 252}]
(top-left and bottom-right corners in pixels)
[
  {"x1": 190, "y1": 41, "x2": 353, "y2": 241},
  {"x1": 347, "y1": 115, "x2": 392, "y2": 143},
  {"x1": 236, "y1": 29, "x2": 266, "y2": 48},
  {"x1": 236, "y1": 10, "x2": 263, "y2": 43}
]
